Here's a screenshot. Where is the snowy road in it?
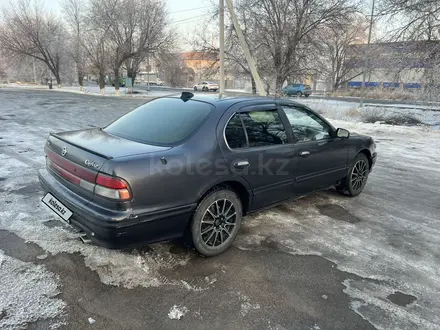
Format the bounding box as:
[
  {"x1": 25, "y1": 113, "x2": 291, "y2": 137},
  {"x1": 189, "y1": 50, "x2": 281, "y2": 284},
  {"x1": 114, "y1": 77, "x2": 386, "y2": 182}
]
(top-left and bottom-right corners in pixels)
[{"x1": 0, "y1": 89, "x2": 439, "y2": 330}]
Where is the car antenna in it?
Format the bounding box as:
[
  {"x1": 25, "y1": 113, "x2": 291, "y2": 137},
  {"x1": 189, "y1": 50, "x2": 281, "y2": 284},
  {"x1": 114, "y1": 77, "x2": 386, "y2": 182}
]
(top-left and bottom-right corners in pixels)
[{"x1": 180, "y1": 92, "x2": 194, "y2": 101}]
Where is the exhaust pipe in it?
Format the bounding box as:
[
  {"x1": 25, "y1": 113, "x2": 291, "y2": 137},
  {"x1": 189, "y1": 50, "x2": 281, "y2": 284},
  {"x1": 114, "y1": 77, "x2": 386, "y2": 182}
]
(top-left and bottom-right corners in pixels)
[{"x1": 79, "y1": 234, "x2": 92, "y2": 244}]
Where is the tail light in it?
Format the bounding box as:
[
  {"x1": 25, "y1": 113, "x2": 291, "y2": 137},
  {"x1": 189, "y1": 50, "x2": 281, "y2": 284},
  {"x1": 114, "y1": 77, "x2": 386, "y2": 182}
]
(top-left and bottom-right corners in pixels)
[
  {"x1": 94, "y1": 173, "x2": 131, "y2": 201},
  {"x1": 46, "y1": 150, "x2": 131, "y2": 201}
]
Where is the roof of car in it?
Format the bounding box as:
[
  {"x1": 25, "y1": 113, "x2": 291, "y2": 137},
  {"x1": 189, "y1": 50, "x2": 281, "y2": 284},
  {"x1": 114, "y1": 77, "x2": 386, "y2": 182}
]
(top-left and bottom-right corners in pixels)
[{"x1": 165, "y1": 93, "x2": 304, "y2": 108}]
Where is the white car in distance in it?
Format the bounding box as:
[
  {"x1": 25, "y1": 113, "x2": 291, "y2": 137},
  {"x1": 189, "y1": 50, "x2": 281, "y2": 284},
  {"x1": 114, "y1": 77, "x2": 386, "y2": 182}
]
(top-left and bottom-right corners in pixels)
[{"x1": 193, "y1": 81, "x2": 219, "y2": 92}]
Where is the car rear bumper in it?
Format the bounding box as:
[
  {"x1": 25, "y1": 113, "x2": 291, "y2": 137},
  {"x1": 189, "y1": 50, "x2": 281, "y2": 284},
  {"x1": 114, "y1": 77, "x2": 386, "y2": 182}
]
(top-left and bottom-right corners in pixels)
[{"x1": 38, "y1": 169, "x2": 195, "y2": 249}]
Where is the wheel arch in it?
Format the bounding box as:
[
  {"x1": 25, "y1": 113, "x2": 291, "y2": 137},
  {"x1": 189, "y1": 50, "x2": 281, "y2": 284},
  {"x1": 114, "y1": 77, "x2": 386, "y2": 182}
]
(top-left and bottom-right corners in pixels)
[
  {"x1": 197, "y1": 179, "x2": 252, "y2": 215},
  {"x1": 358, "y1": 149, "x2": 373, "y2": 169}
]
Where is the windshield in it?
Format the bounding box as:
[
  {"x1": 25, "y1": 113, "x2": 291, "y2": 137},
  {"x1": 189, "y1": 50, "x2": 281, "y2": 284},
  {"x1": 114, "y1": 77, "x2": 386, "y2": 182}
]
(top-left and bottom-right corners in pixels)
[{"x1": 104, "y1": 98, "x2": 214, "y2": 146}]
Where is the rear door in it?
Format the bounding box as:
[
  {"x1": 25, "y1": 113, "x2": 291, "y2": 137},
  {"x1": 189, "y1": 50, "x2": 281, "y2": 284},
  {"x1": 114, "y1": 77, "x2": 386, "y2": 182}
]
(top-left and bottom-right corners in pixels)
[
  {"x1": 221, "y1": 104, "x2": 298, "y2": 209},
  {"x1": 280, "y1": 104, "x2": 348, "y2": 193}
]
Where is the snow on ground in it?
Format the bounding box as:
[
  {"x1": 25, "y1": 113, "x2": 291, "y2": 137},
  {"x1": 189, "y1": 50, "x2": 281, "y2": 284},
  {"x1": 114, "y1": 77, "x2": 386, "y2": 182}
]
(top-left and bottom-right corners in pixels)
[
  {"x1": 167, "y1": 305, "x2": 189, "y2": 320},
  {"x1": 1, "y1": 90, "x2": 440, "y2": 329},
  {"x1": 0, "y1": 92, "x2": 214, "y2": 301},
  {"x1": 236, "y1": 121, "x2": 440, "y2": 330},
  {"x1": 237, "y1": 292, "x2": 261, "y2": 316},
  {"x1": 0, "y1": 251, "x2": 66, "y2": 329},
  {"x1": 1, "y1": 83, "x2": 248, "y2": 97},
  {"x1": 61, "y1": 85, "x2": 171, "y2": 97},
  {"x1": 0, "y1": 83, "x2": 173, "y2": 98},
  {"x1": 296, "y1": 98, "x2": 440, "y2": 128}
]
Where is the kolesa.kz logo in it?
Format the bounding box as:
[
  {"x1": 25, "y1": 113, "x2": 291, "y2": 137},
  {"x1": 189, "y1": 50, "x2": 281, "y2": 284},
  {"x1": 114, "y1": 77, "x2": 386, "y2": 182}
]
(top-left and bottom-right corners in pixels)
[{"x1": 49, "y1": 198, "x2": 67, "y2": 215}]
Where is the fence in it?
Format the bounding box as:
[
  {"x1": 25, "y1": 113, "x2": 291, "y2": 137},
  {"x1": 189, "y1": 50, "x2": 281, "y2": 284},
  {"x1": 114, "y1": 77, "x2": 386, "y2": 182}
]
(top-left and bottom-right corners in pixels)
[{"x1": 347, "y1": 81, "x2": 425, "y2": 90}]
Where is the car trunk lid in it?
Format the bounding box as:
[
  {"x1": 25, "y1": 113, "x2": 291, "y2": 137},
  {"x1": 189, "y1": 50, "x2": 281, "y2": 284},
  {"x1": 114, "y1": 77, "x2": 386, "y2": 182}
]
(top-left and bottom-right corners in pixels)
[
  {"x1": 52, "y1": 128, "x2": 171, "y2": 159},
  {"x1": 44, "y1": 128, "x2": 171, "y2": 200}
]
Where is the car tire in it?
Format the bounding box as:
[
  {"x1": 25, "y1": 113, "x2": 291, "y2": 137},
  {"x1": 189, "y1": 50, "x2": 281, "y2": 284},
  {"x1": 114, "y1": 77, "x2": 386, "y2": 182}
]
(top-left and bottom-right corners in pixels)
[
  {"x1": 336, "y1": 153, "x2": 370, "y2": 197},
  {"x1": 296, "y1": 91, "x2": 302, "y2": 97},
  {"x1": 202, "y1": 87, "x2": 208, "y2": 92},
  {"x1": 304, "y1": 94, "x2": 310, "y2": 97},
  {"x1": 191, "y1": 188, "x2": 242, "y2": 257},
  {"x1": 194, "y1": 86, "x2": 198, "y2": 91}
]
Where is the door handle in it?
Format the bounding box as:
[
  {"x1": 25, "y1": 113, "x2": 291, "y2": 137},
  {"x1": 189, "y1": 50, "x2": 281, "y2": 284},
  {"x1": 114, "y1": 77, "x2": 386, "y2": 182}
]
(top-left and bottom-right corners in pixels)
[
  {"x1": 299, "y1": 151, "x2": 310, "y2": 157},
  {"x1": 234, "y1": 161, "x2": 250, "y2": 168}
]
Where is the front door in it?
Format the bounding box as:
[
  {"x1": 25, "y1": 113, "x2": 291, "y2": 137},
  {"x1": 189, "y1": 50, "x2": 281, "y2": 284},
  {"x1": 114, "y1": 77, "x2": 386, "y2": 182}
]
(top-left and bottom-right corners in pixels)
[
  {"x1": 280, "y1": 104, "x2": 348, "y2": 193},
  {"x1": 221, "y1": 105, "x2": 298, "y2": 209}
]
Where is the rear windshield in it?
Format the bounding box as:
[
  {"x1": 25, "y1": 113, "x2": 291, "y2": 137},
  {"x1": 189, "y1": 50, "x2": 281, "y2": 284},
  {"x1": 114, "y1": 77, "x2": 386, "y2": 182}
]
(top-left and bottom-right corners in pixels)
[{"x1": 104, "y1": 98, "x2": 214, "y2": 145}]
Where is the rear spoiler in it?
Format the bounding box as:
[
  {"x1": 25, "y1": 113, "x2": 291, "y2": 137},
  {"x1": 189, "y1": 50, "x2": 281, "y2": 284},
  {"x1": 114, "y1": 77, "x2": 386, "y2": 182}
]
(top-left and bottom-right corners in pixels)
[{"x1": 49, "y1": 132, "x2": 113, "y2": 160}]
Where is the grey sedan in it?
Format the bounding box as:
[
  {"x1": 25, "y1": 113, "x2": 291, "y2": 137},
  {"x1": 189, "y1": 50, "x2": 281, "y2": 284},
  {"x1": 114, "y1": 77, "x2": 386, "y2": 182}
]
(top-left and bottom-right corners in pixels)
[{"x1": 39, "y1": 93, "x2": 377, "y2": 256}]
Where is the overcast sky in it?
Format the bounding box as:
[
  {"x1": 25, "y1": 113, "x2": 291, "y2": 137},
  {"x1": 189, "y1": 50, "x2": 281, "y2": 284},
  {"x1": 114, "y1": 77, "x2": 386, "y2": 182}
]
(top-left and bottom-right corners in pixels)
[
  {"x1": 0, "y1": 0, "x2": 213, "y2": 50},
  {"x1": 0, "y1": 0, "x2": 209, "y2": 18}
]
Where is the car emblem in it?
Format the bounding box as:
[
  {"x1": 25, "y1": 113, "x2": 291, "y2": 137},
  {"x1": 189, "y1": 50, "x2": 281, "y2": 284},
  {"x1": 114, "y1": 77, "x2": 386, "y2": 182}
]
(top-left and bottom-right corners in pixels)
[
  {"x1": 85, "y1": 159, "x2": 100, "y2": 169},
  {"x1": 61, "y1": 147, "x2": 67, "y2": 157}
]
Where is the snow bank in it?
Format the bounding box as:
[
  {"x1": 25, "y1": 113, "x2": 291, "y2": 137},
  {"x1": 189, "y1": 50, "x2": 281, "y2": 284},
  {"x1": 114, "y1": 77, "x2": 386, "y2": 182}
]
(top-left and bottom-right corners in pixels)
[{"x1": 296, "y1": 98, "x2": 440, "y2": 128}]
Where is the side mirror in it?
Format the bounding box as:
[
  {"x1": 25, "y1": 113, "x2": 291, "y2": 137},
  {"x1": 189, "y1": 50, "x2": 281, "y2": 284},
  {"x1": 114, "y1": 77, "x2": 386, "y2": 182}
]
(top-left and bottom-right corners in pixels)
[{"x1": 336, "y1": 128, "x2": 350, "y2": 138}]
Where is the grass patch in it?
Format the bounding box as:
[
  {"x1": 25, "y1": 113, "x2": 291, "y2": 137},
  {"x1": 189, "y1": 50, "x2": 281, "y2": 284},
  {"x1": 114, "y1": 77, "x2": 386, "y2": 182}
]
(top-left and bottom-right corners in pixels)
[
  {"x1": 360, "y1": 108, "x2": 387, "y2": 123},
  {"x1": 382, "y1": 114, "x2": 424, "y2": 126},
  {"x1": 330, "y1": 89, "x2": 440, "y2": 102},
  {"x1": 360, "y1": 108, "x2": 425, "y2": 126},
  {"x1": 345, "y1": 108, "x2": 361, "y2": 117}
]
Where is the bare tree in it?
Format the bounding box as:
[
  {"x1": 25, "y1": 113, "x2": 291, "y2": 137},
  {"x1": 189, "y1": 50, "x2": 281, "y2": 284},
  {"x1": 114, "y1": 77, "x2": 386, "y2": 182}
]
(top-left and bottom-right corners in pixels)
[
  {"x1": 318, "y1": 15, "x2": 368, "y2": 91},
  {"x1": 124, "y1": 1, "x2": 173, "y2": 84},
  {"x1": 81, "y1": 25, "x2": 112, "y2": 94},
  {"x1": 0, "y1": 0, "x2": 67, "y2": 87},
  {"x1": 190, "y1": 6, "x2": 261, "y2": 94},
  {"x1": 195, "y1": 0, "x2": 357, "y2": 94},
  {"x1": 89, "y1": 0, "x2": 171, "y2": 94},
  {"x1": 381, "y1": 0, "x2": 439, "y2": 41},
  {"x1": 238, "y1": 0, "x2": 357, "y2": 93},
  {"x1": 380, "y1": 0, "x2": 440, "y2": 97},
  {"x1": 157, "y1": 53, "x2": 195, "y2": 87},
  {"x1": 61, "y1": 0, "x2": 87, "y2": 90},
  {"x1": 0, "y1": 49, "x2": 8, "y2": 83}
]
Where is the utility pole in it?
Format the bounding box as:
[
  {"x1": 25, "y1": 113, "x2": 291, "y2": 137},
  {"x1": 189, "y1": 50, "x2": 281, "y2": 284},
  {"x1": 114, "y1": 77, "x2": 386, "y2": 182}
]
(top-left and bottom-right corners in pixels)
[
  {"x1": 33, "y1": 58, "x2": 37, "y2": 84},
  {"x1": 147, "y1": 54, "x2": 150, "y2": 92},
  {"x1": 360, "y1": 0, "x2": 375, "y2": 107},
  {"x1": 225, "y1": 0, "x2": 265, "y2": 96},
  {"x1": 219, "y1": 0, "x2": 225, "y2": 97}
]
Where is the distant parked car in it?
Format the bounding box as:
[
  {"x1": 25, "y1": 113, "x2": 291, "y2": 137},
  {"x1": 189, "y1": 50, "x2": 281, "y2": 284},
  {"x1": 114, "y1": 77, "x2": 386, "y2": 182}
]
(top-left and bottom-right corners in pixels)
[
  {"x1": 38, "y1": 93, "x2": 376, "y2": 256},
  {"x1": 112, "y1": 78, "x2": 126, "y2": 88},
  {"x1": 194, "y1": 81, "x2": 218, "y2": 92},
  {"x1": 146, "y1": 80, "x2": 163, "y2": 86},
  {"x1": 283, "y1": 84, "x2": 312, "y2": 97}
]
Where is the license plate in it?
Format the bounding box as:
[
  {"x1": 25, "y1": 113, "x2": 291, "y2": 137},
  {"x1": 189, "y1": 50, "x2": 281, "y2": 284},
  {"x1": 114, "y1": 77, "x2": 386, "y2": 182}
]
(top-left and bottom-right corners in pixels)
[{"x1": 42, "y1": 193, "x2": 73, "y2": 222}]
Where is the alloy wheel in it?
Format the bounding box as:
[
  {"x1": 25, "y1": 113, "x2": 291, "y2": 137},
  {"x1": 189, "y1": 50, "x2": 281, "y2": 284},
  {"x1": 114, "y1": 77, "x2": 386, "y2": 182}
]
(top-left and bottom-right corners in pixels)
[
  {"x1": 200, "y1": 199, "x2": 236, "y2": 247},
  {"x1": 351, "y1": 160, "x2": 368, "y2": 191}
]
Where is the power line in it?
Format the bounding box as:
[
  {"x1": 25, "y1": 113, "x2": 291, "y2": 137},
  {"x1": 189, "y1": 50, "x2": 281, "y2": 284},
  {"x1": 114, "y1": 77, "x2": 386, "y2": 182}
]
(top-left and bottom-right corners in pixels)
[
  {"x1": 169, "y1": 6, "x2": 210, "y2": 14},
  {"x1": 170, "y1": 14, "x2": 207, "y2": 24}
]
